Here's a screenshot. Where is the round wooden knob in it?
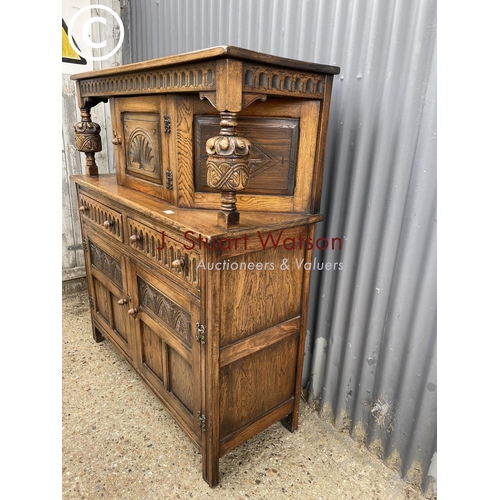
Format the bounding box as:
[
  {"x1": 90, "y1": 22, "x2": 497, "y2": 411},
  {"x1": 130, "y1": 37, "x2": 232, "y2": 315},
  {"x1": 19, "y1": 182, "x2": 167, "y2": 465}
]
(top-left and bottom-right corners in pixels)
[
  {"x1": 79, "y1": 205, "x2": 88, "y2": 212},
  {"x1": 112, "y1": 130, "x2": 122, "y2": 145},
  {"x1": 128, "y1": 308, "x2": 138, "y2": 316},
  {"x1": 129, "y1": 234, "x2": 141, "y2": 242},
  {"x1": 117, "y1": 298, "x2": 129, "y2": 305},
  {"x1": 171, "y1": 259, "x2": 184, "y2": 268},
  {"x1": 103, "y1": 220, "x2": 114, "y2": 228}
]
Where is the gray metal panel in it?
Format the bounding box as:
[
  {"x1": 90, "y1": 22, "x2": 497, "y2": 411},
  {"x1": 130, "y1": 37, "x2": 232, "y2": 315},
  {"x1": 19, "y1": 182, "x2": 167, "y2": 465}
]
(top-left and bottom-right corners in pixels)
[{"x1": 128, "y1": 0, "x2": 437, "y2": 494}]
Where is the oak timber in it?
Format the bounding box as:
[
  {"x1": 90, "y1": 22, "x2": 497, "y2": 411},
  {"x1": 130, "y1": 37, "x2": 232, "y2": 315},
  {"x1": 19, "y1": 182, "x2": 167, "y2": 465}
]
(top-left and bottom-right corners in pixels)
[{"x1": 71, "y1": 46, "x2": 339, "y2": 487}]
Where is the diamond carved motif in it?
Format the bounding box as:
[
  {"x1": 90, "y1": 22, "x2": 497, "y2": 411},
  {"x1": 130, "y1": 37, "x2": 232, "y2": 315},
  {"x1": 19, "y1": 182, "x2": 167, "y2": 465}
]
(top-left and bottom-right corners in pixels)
[{"x1": 195, "y1": 116, "x2": 298, "y2": 195}]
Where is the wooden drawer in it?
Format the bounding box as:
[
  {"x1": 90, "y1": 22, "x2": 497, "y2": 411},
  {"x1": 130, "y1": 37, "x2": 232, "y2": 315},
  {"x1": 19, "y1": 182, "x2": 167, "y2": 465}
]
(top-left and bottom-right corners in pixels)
[
  {"x1": 78, "y1": 192, "x2": 123, "y2": 243},
  {"x1": 126, "y1": 216, "x2": 201, "y2": 293}
]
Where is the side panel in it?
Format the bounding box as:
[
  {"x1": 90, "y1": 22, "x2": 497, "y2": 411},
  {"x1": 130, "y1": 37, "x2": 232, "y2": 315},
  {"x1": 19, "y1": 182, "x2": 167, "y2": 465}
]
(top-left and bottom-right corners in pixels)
[{"x1": 211, "y1": 225, "x2": 313, "y2": 455}]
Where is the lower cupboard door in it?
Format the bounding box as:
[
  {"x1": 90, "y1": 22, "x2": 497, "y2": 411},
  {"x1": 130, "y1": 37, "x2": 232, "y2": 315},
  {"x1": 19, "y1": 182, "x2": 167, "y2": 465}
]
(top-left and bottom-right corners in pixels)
[
  {"x1": 92, "y1": 275, "x2": 134, "y2": 359},
  {"x1": 85, "y1": 231, "x2": 134, "y2": 362},
  {"x1": 129, "y1": 263, "x2": 202, "y2": 443}
]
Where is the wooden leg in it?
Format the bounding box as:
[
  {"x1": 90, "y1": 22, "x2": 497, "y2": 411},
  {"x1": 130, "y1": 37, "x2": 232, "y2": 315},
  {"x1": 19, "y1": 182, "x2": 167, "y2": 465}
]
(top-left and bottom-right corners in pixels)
[
  {"x1": 281, "y1": 395, "x2": 301, "y2": 432},
  {"x1": 281, "y1": 412, "x2": 298, "y2": 432},
  {"x1": 202, "y1": 444, "x2": 220, "y2": 487},
  {"x1": 93, "y1": 324, "x2": 104, "y2": 343},
  {"x1": 201, "y1": 397, "x2": 220, "y2": 486}
]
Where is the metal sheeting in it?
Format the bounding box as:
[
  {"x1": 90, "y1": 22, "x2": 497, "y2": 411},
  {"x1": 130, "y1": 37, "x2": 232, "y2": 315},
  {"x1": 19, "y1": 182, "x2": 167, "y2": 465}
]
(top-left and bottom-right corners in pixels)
[{"x1": 128, "y1": 0, "x2": 437, "y2": 494}]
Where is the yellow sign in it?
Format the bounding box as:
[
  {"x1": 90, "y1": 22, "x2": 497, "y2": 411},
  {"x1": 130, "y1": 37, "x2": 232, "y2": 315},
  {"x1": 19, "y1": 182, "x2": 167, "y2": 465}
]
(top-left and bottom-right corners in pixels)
[{"x1": 62, "y1": 19, "x2": 86, "y2": 65}]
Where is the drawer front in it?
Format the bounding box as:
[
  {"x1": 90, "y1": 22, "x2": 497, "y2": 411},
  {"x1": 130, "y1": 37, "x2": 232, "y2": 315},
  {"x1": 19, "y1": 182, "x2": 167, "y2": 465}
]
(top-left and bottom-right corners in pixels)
[
  {"x1": 78, "y1": 193, "x2": 124, "y2": 243},
  {"x1": 126, "y1": 217, "x2": 201, "y2": 292}
]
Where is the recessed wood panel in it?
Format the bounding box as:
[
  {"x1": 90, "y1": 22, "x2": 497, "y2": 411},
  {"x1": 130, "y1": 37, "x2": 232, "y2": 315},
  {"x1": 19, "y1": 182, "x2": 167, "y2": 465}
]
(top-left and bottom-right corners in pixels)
[
  {"x1": 219, "y1": 334, "x2": 299, "y2": 440},
  {"x1": 219, "y1": 244, "x2": 304, "y2": 347},
  {"x1": 185, "y1": 96, "x2": 322, "y2": 214},
  {"x1": 194, "y1": 116, "x2": 299, "y2": 195},
  {"x1": 94, "y1": 278, "x2": 109, "y2": 324},
  {"x1": 111, "y1": 291, "x2": 130, "y2": 344},
  {"x1": 141, "y1": 322, "x2": 164, "y2": 383},
  {"x1": 168, "y1": 346, "x2": 194, "y2": 414},
  {"x1": 123, "y1": 111, "x2": 162, "y2": 184}
]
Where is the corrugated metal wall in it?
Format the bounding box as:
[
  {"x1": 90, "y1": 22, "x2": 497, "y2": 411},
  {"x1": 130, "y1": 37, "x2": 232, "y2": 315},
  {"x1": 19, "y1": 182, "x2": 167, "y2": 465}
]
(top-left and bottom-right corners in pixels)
[{"x1": 128, "y1": 0, "x2": 437, "y2": 494}]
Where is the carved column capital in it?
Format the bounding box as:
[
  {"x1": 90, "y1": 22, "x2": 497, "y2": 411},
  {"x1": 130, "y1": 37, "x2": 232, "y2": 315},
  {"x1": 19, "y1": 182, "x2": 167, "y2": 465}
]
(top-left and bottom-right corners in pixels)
[
  {"x1": 206, "y1": 112, "x2": 252, "y2": 229},
  {"x1": 74, "y1": 120, "x2": 102, "y2": 151}
]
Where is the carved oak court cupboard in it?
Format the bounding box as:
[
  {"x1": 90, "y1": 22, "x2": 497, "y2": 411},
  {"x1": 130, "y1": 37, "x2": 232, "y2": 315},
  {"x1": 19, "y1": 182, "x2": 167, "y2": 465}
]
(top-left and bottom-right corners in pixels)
[{"x1": 70, "y1": 46, "x2": 340, "y2": 487}]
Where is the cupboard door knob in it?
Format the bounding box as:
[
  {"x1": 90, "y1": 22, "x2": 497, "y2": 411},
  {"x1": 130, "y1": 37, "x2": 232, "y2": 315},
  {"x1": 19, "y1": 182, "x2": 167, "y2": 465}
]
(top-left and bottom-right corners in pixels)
[
  {"x1": 79, "y1": 205, "x2": 88, "y2": 213},
  {"x1": 129, "y1": 234, "x2": 141, "y2": 242},
  {"x1": 171, "y1": 259, "x2": 184, "y2": 268},
  {"x1": 103, "y1": 220, "x2": 114, "y2": 228},
  {"x1": 118, "y1": 297, "x2": 130, "y2": 305},
  {"x1": 128, "y1": 308, "x2": 138, "y2": 316},
  {"x1": 112, "y1": 130, "x2": 122, "y2": 145}
]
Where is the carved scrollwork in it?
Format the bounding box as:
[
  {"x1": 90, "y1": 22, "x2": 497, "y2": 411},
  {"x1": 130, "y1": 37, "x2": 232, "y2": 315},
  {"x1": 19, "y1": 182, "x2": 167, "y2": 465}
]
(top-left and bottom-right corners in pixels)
[
  {"x1": 138, "y1": 278, "x2": 191, "y2": 345},
  {"x1": 206, "y1": 161, "x2": 250, "y2": 192},
  {"x1": 89, "y1": 241, "x2": 123, "y2": 290}
]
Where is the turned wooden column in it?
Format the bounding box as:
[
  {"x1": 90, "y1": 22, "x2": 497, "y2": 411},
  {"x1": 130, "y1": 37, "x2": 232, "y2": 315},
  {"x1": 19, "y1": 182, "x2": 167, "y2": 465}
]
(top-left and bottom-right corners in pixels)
[
  {"x1": 74, "y1": 100, "x2": 103, "y2": 176},
  {"x1": 206, "y1": 111, "x2": 252, "y2": 229}
]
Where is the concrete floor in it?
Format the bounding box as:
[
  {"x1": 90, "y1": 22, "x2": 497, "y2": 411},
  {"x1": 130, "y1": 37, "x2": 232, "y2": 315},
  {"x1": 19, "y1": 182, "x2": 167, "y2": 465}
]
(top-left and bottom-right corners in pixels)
[{"x1": 62, "y1": 283, "x2": 429, "y2": 500}]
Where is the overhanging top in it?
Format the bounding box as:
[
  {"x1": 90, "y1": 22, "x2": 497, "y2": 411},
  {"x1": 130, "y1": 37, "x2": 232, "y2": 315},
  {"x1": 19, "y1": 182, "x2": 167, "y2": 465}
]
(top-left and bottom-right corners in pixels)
[{"x1": 70, "y1": 45, "x2": 341, "y2": 81}]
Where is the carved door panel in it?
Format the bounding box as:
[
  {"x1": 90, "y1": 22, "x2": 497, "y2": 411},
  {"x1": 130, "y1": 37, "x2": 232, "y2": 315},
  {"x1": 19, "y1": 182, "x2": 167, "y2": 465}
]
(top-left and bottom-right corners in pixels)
[
  {"x1": 83, "y1": 227, "x2": 135, "y2": 363},
  {"x1": 128, "y1": 261, "x2": 203, "y2": 443},
  {"x1": 111, "y1": 96, "x2": 173, "y2": 203},
  {"x1": 186, "y1": 96, "x2": 321, "y2": 212}
]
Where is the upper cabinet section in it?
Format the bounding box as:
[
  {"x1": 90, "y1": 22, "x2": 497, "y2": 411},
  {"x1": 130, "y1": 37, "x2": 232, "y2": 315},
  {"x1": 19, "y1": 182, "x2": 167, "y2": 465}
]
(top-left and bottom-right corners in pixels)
[{"x1": 71, "y1": 46, "x2": 340, "y2": 227}]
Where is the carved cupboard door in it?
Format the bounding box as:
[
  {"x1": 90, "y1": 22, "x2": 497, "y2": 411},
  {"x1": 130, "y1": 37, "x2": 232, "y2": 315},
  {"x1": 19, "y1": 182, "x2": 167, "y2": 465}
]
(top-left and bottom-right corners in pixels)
[
  {"x1": 111, "y1": 96, "x2": 173, "y2": 203},
  {"x1": 128, "y1": 261, "x2": 203, "y2": 444},
  {"x1": 82, "y1": 227, "x2": 136, "y2": 363}
]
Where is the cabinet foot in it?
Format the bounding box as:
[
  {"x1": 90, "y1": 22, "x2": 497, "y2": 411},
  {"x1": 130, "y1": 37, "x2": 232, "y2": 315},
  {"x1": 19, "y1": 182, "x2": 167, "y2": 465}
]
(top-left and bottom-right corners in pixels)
[
  {"x1": 93, "y1": 325, "x2": 104, "y2": 343},
  {"x1": 281, "y1": 413, "x2": 298, "y2": 433},
  {"x1": 202, "y1": 461, "x2": 220, "y2": 488}
]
